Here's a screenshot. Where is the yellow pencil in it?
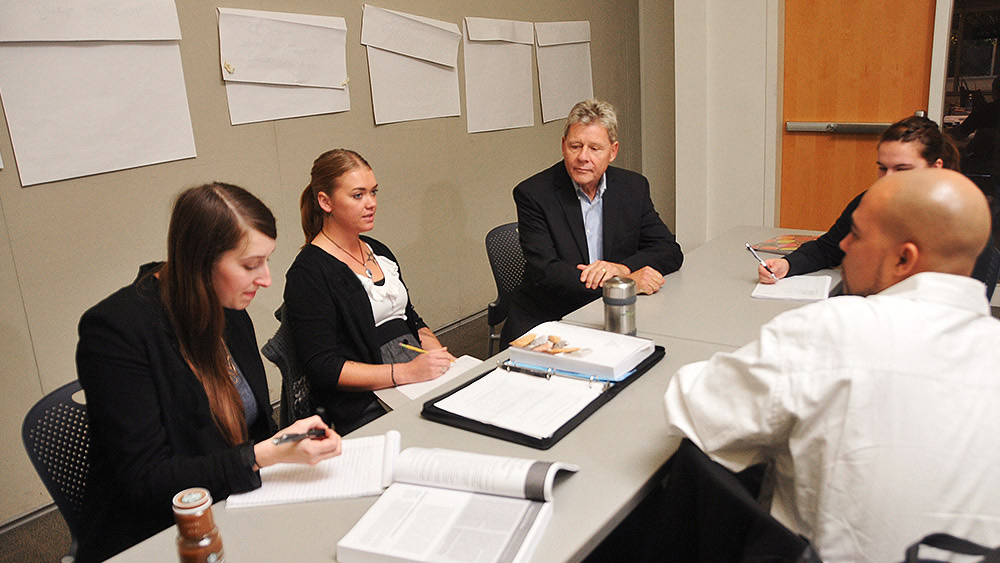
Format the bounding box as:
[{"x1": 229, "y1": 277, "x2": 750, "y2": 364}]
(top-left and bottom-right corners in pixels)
[{"x1": 399, "y1": 342, "x2": 428, "y2": 354}]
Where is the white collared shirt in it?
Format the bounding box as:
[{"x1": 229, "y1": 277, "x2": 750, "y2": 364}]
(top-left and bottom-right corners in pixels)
[{"x1": 664, "y1": 272, "x2": 1000, "y2": 562}]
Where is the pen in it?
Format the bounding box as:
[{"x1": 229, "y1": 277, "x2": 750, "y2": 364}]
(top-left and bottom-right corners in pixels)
[
  {"x1": 745, "y1": 242, "x2": 779, "y2": 281},
  {"x1": 399, "y1": 342, "x2": 427, "y2": 354},
  {"x1": 271, "y1": 427, "x2": 326, "y2": 445}
]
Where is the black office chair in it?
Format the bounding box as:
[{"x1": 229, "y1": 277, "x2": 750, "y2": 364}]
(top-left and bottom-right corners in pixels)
[
  {"x1": 586, "y1": 439, "x2": 819, "y2": 563},
  {"x1": 21, "y1": 380, "x2": 90, "y2": 563},
  {"x1": 981, "y1": 245, "x2": 1000, "y2": 301},
  {"x1": 262, "y1": 304, "x2": 315, "y2": 427},
  {"x1": 485, "y1": 222, "x2": 526, "y2": 356}
]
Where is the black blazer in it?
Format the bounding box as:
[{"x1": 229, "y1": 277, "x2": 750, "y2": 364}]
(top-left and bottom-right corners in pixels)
[
  {"x1": 503, "y1": 162, "x2": 683, "y2": 340},
  {"x1": 75, "y1": 264, "x2": 276, "y2": 563}
]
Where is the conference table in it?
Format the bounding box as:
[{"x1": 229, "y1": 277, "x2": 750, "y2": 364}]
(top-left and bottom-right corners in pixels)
[{"x1": 110, "y1": 226, "x2": 833, "y2": 562}]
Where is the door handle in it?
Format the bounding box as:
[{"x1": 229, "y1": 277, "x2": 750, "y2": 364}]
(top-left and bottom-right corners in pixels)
[{"x1": 785, "y1": 121, "x2": 891, "y2": 134}]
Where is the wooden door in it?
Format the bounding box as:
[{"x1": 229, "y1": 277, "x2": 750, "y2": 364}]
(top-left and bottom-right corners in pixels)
[{"x1": 780, "y1": 1, "x2": 938, "y2": 229}]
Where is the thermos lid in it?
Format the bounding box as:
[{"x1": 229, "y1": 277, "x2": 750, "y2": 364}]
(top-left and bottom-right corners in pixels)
[{"x1": 603, "y1": 276, "x2": 636, "y2": 300}]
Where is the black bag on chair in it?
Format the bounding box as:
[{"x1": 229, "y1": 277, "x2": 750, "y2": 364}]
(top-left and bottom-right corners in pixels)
[{"x1": 902, "y1": 533, "x2": 1000, "y2": 563}]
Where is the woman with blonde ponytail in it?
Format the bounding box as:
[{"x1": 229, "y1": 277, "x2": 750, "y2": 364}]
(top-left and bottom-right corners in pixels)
[
  {"x1": 76, "y1": 183, "x2": 343, "y2": 563},
  {"x1": 284, "y1": 149, "x2": 454, "y2": 435}
]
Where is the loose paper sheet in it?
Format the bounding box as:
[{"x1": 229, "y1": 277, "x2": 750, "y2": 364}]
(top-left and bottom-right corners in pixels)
[
  {"x1": 0, "y1": 0, "x2": 181, "y2": 42},
  {"x1": 218, "y1": 8, "x2": 347, "y2": 88},
  {"x1": 361, "y1": 4, "x2": 461, "y2": 125},
  {"x1": 534, "y1": 21, "x2": 593, "y2": 123},
  {"x1": 463, "y1": 17, "x2": 534, "y2": 133},
  {"x1": 751, "y1": 275, "x2": 832, "y2": 301},
  {"x1": 0, "y1": 41, "x2": 196, "y2": 187},
  {"x1": 376, "y1": 355, "x2": 482, "y2": 410}
]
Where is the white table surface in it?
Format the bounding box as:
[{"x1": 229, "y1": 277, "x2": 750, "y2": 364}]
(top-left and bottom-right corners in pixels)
[
  {"x1": 563, "y1": 226, "x2": 839, "y2": 347},
  {"x1": 110, "y1": 225, "x2": 828, "y2": 562}
]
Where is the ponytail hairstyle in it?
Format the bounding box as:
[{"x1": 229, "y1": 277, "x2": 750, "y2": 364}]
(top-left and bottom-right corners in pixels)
[
  {"x1": 158, "y1": 182, "x2": 276, "y2": 446},
  {"x1": 300, "y1": 149, "x2": 372, "y2": 244},
  {"x1": 880, "y1": 115, "x2": 961, "y2": 172}
]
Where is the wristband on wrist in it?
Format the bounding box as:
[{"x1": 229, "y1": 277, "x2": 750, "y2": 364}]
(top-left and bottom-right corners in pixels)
[{"x1": 390, "y1": 363, "x2": 397, "y2": 387}]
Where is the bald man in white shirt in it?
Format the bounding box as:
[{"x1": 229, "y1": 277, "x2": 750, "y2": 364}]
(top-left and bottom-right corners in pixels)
[{"x1": 664, "y1": 168, "x2": 1000, "y2": 562}]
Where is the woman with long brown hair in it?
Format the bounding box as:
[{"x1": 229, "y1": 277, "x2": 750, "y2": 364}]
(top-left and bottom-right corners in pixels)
[
  {"x1": 284, "y1": 149, "x2": 454, "y2": 435},
  {"x1": 76, "y1": 183, "x2": 342, "y2": 562},
  {"x1": 757, "y1": 114, "x2": 996, "y2": 296}
]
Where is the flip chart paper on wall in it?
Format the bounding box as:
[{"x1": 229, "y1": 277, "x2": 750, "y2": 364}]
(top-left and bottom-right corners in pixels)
[
  {"x1": 0, "y1": 42, "x2": 196, "y2": 187},
  {"x1": 0, "y1": 0, "x2": 181, "y2": 42},
  {"x1": 361, "y1": 4, "x2": 461, "y2": 125},
  {"x1": 534, "y1": 21, "x2": 593, "y2": 123},
  {"x1": 218, "y1": 8, "x2": 348, "y2": 89},
  {"x1": 224, "y1": 81, "x2": 350, "y2": 125},
  {"x1": 463, "y1": 17, "x2": 534, "y2": 134}
]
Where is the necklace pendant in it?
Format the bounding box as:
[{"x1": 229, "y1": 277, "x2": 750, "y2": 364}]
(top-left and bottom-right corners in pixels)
[{"x1": 365, "y1": 268, "x2": 373, "y2": 279}]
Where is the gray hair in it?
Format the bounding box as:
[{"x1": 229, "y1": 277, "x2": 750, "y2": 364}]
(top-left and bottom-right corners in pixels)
[{"x1": 564, "y1": 99, "x2": 618, "y2": 144}]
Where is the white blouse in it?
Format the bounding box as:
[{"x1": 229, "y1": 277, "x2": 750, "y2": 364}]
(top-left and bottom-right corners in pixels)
[{"x1": 356, "y1": 249, "x2": 409, "y2": 327}]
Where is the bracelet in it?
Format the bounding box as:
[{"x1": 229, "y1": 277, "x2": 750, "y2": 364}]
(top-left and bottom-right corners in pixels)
[{"x1": 390, "y1": 363, "x2": 397, "y2": 387}]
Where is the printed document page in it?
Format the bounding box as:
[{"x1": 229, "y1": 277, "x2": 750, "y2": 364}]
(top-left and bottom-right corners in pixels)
[
  {"x1": 336, "y1": 482, "x2": 550, "y2": 563},
  {"x1": 433, "y1": 368, "x2": 603, "y2": 439},
  {"x1": 226, "y1": 430, "x2": 399, "y2": 508}
]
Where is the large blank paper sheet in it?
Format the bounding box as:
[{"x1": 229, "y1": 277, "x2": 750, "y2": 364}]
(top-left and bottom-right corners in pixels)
[
  {"x1": 534, "y1": 21, "x2": 593, "y2": 123},
  {"x1": 0, "y1": 0, "x2": 180, "y2": 42},
  {"x1": 361, "y1": 4, "x2": 461, "y2": 125},
  {"x1": 463, "y1": 17, "x2": 534, "y2": 133},
  {"x1": 217, "y1": 8, "x2": 351, "y2": 125},
  {"x1": 225, "y1": 81, "x2": 350, "y2": 126},
  {"x1": 0, "y1": 42, "x2": 196, "y2": 187},
  {"x1": 218, "y1": 8, "x2": 347, "y2": 88}
]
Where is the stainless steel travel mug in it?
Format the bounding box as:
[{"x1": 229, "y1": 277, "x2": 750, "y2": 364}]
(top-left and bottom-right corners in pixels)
[{"x1": 603, "y1": 276, "x2": 636, "y2": 335}]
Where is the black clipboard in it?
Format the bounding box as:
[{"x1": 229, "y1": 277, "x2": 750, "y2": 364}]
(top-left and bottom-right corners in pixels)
[{"x1": 420, "y1": 345, "x2": 665, "y2": 450}]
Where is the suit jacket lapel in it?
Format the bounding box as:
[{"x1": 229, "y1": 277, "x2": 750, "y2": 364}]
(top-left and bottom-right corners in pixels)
[
  {"x1": 602, "y1": 168, "x2": 619, "y2": 258},
  {"x1": 553, "y1": 165, "x2": 590, "y2": 263}
]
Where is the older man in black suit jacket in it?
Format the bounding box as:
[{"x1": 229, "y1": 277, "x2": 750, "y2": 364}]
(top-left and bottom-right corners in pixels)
[{"x1": 501, "y1": 99, "x2": 683, "y2": 345}]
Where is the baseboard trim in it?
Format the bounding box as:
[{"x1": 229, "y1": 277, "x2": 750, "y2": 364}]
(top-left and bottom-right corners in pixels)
[
  {"x1": 0, "y1": 503, "x2": 57, "y2": 535},
  {"x1": 433, "y1": 309, "x2": 487, "y2": 334}
]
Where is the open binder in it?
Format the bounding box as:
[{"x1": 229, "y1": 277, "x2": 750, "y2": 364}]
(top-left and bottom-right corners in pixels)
[{"x1": 421, "y1": 345, "x2": 665, "y2": 449}]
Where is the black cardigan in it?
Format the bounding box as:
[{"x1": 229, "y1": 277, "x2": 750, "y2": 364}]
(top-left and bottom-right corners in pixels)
[
  {"x1": 75, "y1": 264, "x2": 276, "y2": 562},
  {"x1": 283, "y1": 238, "x2": 427, "y2": 433}
]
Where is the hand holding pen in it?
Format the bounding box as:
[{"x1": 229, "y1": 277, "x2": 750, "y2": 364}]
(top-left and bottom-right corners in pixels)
[
  {"x1": 254, "y1": 415, "x2": 342, "y2": 469},
  {"x1": 397, "y1": 342, "x2": 454, "y2": 383},
  {"x1": 746, "y1": 242, "x2": 788, "y2": 284}
]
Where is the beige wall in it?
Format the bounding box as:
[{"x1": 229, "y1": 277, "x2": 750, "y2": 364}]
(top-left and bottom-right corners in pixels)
[{"x1": 0, "y1": 0, "x2": 676, "y2": 525}]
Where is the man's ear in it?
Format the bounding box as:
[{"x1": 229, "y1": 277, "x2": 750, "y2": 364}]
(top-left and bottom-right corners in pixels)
[{"x1": 893, "y1": 242, "x2": 919, "y2": 277}]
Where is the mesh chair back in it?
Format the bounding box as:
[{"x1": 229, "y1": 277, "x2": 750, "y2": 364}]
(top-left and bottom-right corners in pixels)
[
  {"x1": 485, "y1": 223, "x2": 526, "y2": 355},
  {"x1": 262, "y1": 304, "x2": 315, "y2": 426},
  {"x1": 485, "y1": 223, "x2": 525, "y2": 322},
  {"x1": 21, "y1": 380, "x2": 89, "y2": 555}
]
